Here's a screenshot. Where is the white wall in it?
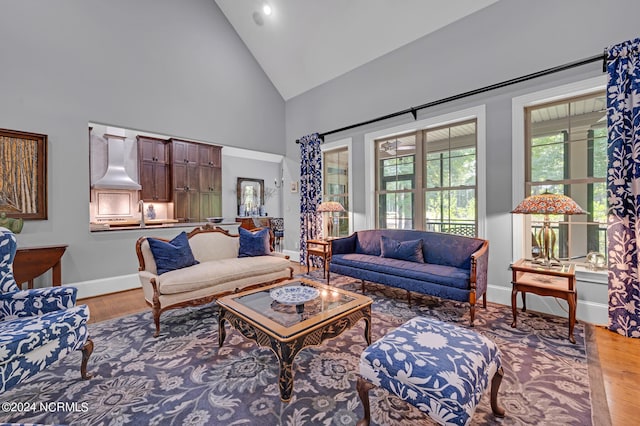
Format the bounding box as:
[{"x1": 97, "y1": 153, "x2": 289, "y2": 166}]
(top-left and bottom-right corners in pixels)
[
  {"x1": 0, "y1": 0, "x2": 285, "y2": 290},
  {"x1": 283, "y1": 0, "x2": 640, "y2": 324}
]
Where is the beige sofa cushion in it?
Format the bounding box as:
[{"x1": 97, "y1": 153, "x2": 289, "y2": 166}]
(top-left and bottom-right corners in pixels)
[{"x1": 157, "y1": 255, "x2": 291, "y2": 295}]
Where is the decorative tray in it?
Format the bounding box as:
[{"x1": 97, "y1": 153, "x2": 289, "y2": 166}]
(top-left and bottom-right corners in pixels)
[{"x1": 270, "y1": 285, "x2": 320, "y2": 305}]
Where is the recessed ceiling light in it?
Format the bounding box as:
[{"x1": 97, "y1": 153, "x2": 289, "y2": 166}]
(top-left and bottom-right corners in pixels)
[{"x1": 262, "y1": 3, "x2": 272, "y2": 16}]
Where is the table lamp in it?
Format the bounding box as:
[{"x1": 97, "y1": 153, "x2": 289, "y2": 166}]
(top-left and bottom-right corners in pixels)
[
  {"x1": 511, "y1": 192, "x2": 586, "y2": 267},
  {"x1": 317, "y1": 201, "x2": 345, "y2": 238}
]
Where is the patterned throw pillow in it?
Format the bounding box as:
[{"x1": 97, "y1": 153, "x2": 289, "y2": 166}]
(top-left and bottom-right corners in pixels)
[
  {"x1": 147, "y1": 232, "x2": 199, "y2": 275},
  {"x1": 238, "y1": 227, "x2": 271, "y2": 257},
  {"x1": 380, "y1": 235, "x2": 425, "y2": 263}
]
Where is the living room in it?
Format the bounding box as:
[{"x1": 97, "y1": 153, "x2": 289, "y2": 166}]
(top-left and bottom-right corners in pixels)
[{"x1": 1, "y1": 0, "x2": 639, "y2": 425}]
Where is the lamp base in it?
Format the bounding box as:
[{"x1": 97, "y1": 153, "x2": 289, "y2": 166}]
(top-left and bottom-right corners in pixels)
[
  {"x1": 532, "y1": 256, "x2": 562, "y2": 268},
  {"x1": 534, "y1": 216, "x2": 561, "y2": 268}
]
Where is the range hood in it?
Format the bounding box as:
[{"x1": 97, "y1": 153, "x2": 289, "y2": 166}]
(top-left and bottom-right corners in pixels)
[{"x1": 92, "y1": 132, "x2": 141, "y2": 191}]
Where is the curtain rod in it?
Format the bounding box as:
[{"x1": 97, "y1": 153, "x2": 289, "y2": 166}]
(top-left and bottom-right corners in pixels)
[{"x1": 296, "y1": 52, "x2": 606, "y2": 144}]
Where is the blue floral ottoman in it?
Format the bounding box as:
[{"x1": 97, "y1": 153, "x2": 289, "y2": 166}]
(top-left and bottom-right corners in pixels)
[{"x1": 356, "y1": 317, "x2": 505, "y2": 426}]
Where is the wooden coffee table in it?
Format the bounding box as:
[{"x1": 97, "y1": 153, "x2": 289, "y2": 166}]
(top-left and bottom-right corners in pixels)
[{"x1": 217, "y1": 278, "x2": 372, "y2": 402}]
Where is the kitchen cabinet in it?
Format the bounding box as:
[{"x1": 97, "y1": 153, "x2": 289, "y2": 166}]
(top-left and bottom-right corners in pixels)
[
  {"x1": 198, "y1": 144, "x2": 221, "y2": 167},
  {"x1": 138, "y1": 136, "x2": 168, "y2": 163},
  {"x1": 172, "y1": 139, "x2": 199, "y2": 164},
  {"x1": 170, "y1": 140, "x2": 222, "y2": 222},
  {"x1": 137, "y1": 136, "x2": 170, "y2": 202},
  {"x1": 200, "y1": 191, "x2": 221, "y2": 221},
  {"x1": 174, "y1": 190, "x2": 200, "y2": 223}
]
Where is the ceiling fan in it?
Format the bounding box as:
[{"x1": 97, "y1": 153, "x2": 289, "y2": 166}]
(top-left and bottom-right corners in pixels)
[{"x1": 379, "y1": 140, "x2": 415, "y2": 155}]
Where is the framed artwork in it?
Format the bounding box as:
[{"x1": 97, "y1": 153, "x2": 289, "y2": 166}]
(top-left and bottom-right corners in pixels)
[
  {"x1": 237, "y1": 177, "x2": 264, "y2": 216},
  {"x1": 0, "y1": 128, "x2": 48, "y2": 220},
  {"x1": 290, "y1": 181, "x2": 298, "y2": 193}
]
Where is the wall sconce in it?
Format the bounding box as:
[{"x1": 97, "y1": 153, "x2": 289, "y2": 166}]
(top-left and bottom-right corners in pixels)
[{"x1": 274, "y1": 168, "x2": 284, "y2": 189}]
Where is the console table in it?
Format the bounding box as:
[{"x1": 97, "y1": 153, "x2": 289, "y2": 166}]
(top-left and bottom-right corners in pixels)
[
  {"x1": 13, "y1": 244, "x2": 68, "y2": 289},
  {"x1": 510, "y1": 258, "x2": 577, "y2": 343},
  {"x1": 306, "y1": 239, "x2": 332, "y2": 280}
]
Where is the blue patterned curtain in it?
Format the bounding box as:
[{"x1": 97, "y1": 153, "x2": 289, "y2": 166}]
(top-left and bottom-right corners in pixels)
[
  {"x1": 299, "y1": 133, "x2": 323, "y2": 266},
  {"x1": 607, "y1": 38, "x2": 640, "y2": 338}
]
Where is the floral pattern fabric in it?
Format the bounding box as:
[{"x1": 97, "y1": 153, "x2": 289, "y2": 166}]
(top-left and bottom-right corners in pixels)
[
  {"x1": 607, "y1": 37, "x2": 640, "y2": 338},
  {"x1": 0, "y1": 273, "x2": 597, "y2": 426},
  {"x1": 0, "y1": 227, "x2": 19, "y2": 293},
  {"x1": 0, "y1": 228, "x2": 91, "y2": 393},
  {"x1": 299, "y1": 133, "x2": 323, "y2": 267},
  {"x1": 0, "y1": 287, "x2": 78, "y2": 320},
  {"x1": 0, "y1": 305, "x2": 90, "y2": 392},
  {"x1": 360, "y1": 316, "x2": 501, "y2": 426}
]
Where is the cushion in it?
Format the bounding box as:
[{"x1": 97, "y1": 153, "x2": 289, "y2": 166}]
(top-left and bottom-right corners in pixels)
[
  {"x1": 238, "y1": 227, "x2": 271, "y2": 257},
  {"x1": 148, "y1": 232, "x2": 199, "y2": 275},
  {"x1": 380, "y1": 235, "x2": 424, "y2": 263},
  {"x1": 360, "y1": 316, "x2": 501, "y2": 426}
]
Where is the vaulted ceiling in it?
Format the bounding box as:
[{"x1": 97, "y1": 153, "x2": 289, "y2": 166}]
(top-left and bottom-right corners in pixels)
[{"x1": 215, "y1": 0, "x2": 500, "y2": 100}]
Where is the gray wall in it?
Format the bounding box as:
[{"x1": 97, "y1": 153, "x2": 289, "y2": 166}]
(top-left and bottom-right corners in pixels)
[
  {"x1": 0, "y1": 0, "x2": 284, "y2": 284},
  {"x1": 283, "y1": 0, "x2": 640, "y2": 323}
]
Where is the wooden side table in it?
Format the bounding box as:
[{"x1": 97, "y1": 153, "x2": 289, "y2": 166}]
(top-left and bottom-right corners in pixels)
[
  {"x1": 510, "y1": 258, "x2": 577, "y2": 343},
  {"x1": 306, "y1": 239, "x2": 332, "y2": 281},
  {"x1": 13, "y1": 244, "x2": 68, "y2": 290}
]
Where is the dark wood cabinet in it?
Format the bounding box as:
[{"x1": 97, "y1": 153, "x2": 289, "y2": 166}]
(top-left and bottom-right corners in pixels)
[
  {"x1": 200, "y1": 191, "x2": 221, "y2": 221},
  {"x1": 172, "y1": 139, "x2": 199, "y2": 164},
  {"x1": 198, "y1": 144, "x2": 221, "y2": 167},
  {"x1": 138, "y1": 136, "x2": 168, "y2": 164},
  {"x1": 174, "y1": 190, "x2": 200, "y2": 223},
  {"x1": 138, "y1": 136, "x2": 170, "y2": 201},
  {"x1": 170, "y1": 140, "x2": 222, "y2": 222}
]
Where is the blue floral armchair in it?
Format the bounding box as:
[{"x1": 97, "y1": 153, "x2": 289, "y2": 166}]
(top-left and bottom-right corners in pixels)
[{"x1": 0, "y1": 227, "x2": 93, "y2": 392}]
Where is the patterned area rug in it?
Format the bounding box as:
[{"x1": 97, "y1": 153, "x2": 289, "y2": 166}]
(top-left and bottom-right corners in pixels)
[{"x1": 1, "y1": 273, "x2": 604, "y2": 425}]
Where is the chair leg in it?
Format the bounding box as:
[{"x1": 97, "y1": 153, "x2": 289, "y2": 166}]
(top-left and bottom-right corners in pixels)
[
  {"x1": 81, "y1": 338, "x2": 94, "y2": 380},
  {"x1": 490, "y1": 366, "x2": 506, "y2": 418},
  {"x1": 356, "y1": 376, "x2": 376, "y2": 426},
  {"x1": 153, "y1": 307, "x2": 161, "y2": 338}
]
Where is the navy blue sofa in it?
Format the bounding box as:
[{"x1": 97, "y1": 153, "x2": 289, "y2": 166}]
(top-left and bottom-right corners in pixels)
[{"x1": 329, "y1": 229, "x2": 489, "y2": 325}]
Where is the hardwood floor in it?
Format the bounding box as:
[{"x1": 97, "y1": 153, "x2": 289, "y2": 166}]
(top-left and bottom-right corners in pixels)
[{"x1": 79, "y1": 263, "x2": 637, "y2": 425}]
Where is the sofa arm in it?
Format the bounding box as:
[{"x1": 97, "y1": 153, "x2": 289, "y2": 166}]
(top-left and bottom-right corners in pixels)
[
  {"x1": 330, "y1": 233, "x2": 357, "y2": 255},
  {"x1": 0, "y1": 286, "x2": 78, "y2": 320},
  {"x1": 470, "y1": 240, "x2": 489, "y2": 299}
]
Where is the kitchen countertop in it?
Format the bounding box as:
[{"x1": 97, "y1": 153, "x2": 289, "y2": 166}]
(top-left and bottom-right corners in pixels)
[{"x1": 90, "y1": 221, "x2": 240, "y2": 232}]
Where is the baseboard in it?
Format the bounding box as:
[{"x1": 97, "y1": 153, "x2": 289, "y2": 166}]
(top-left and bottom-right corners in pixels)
[
  {"x1": 486, "y1": 283, "x2": 608, "y2": 326},
  {"x1": 73, "y1": 273, "x2": 141, "y2": 300}
]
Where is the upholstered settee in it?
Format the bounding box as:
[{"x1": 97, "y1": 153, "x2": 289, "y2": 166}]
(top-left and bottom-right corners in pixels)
[
  {"x1": 136, "y1": 226, "x2": 293, "y2": 336},
  {"x1": 0, "y1": 227, "x2": 93, "y2": 392},
  {"x1": 329, "y1": 229, "x2": 489, "y2": 325}
]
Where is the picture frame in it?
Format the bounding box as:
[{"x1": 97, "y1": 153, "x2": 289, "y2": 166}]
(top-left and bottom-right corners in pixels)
[
  {"x1": 290, "y1": 181, "x2": 298, "y2": 193},
  {"x1": 237, "y1": 177, "x2": 264, "y2": 216},
  {"x1": 0, "y1": 128, "x2": 48, "y2": 220}
]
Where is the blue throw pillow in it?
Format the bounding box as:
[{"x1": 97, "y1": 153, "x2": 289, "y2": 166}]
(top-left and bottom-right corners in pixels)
[
  {"x1": 238, "y1": 227, "x2": 271, "y2": 257},
  {"x1": 148, "y1": 231, "x2": 199, "y2": 275},
  {"x1": 380, "y1": 236, "x2": 425, "y2": 263}
]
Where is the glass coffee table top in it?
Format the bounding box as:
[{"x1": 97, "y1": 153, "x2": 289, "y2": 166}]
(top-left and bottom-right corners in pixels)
[{"x1": 217, "y1": 279, "x2": 370, "y2": 339}]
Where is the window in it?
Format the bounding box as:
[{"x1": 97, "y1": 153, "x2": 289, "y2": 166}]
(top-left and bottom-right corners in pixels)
[
  {"x1": 524, "y1": 91, "x2": 607, "y2": 261},
  {"x1": 322, "y1": 146, "x2": 349, "y2": 237},
  {"x1": 424, "y1": 121, "x2": 477, "y2": 237},
  {"x1": 375, "y1": 119, "x2": 478, "y2": 236}
]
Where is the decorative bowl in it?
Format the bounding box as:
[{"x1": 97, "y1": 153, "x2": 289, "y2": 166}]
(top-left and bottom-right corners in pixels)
[
  {"x1": 270, "y1": 285, "x2": 319, "y2": 305},
  {"x1": 206, "y1": 217, "x2": 224, "y2": 223}
]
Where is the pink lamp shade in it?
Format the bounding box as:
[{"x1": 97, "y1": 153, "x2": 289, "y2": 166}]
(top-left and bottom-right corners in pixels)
[
  {"x1": 511, "y1": 192, "x2": 586, "y2": 267},
  {"x1": 317, "y1": 201, "x2": 345, "y2": 213},
  {"x1": 511, "y1": 192, "x2": 587, "y2": 215}
]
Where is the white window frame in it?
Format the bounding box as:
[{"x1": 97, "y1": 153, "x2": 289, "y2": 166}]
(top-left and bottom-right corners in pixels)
[
  {"x1": 364, "y1": 105, "x2": 487, "y2": 238},
  {"x1": 511, "y1": 76, "x2": 607, "y2": 281},
  {"x1": 321, "y1": 137, "x2": 354, "y2": 235}
]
